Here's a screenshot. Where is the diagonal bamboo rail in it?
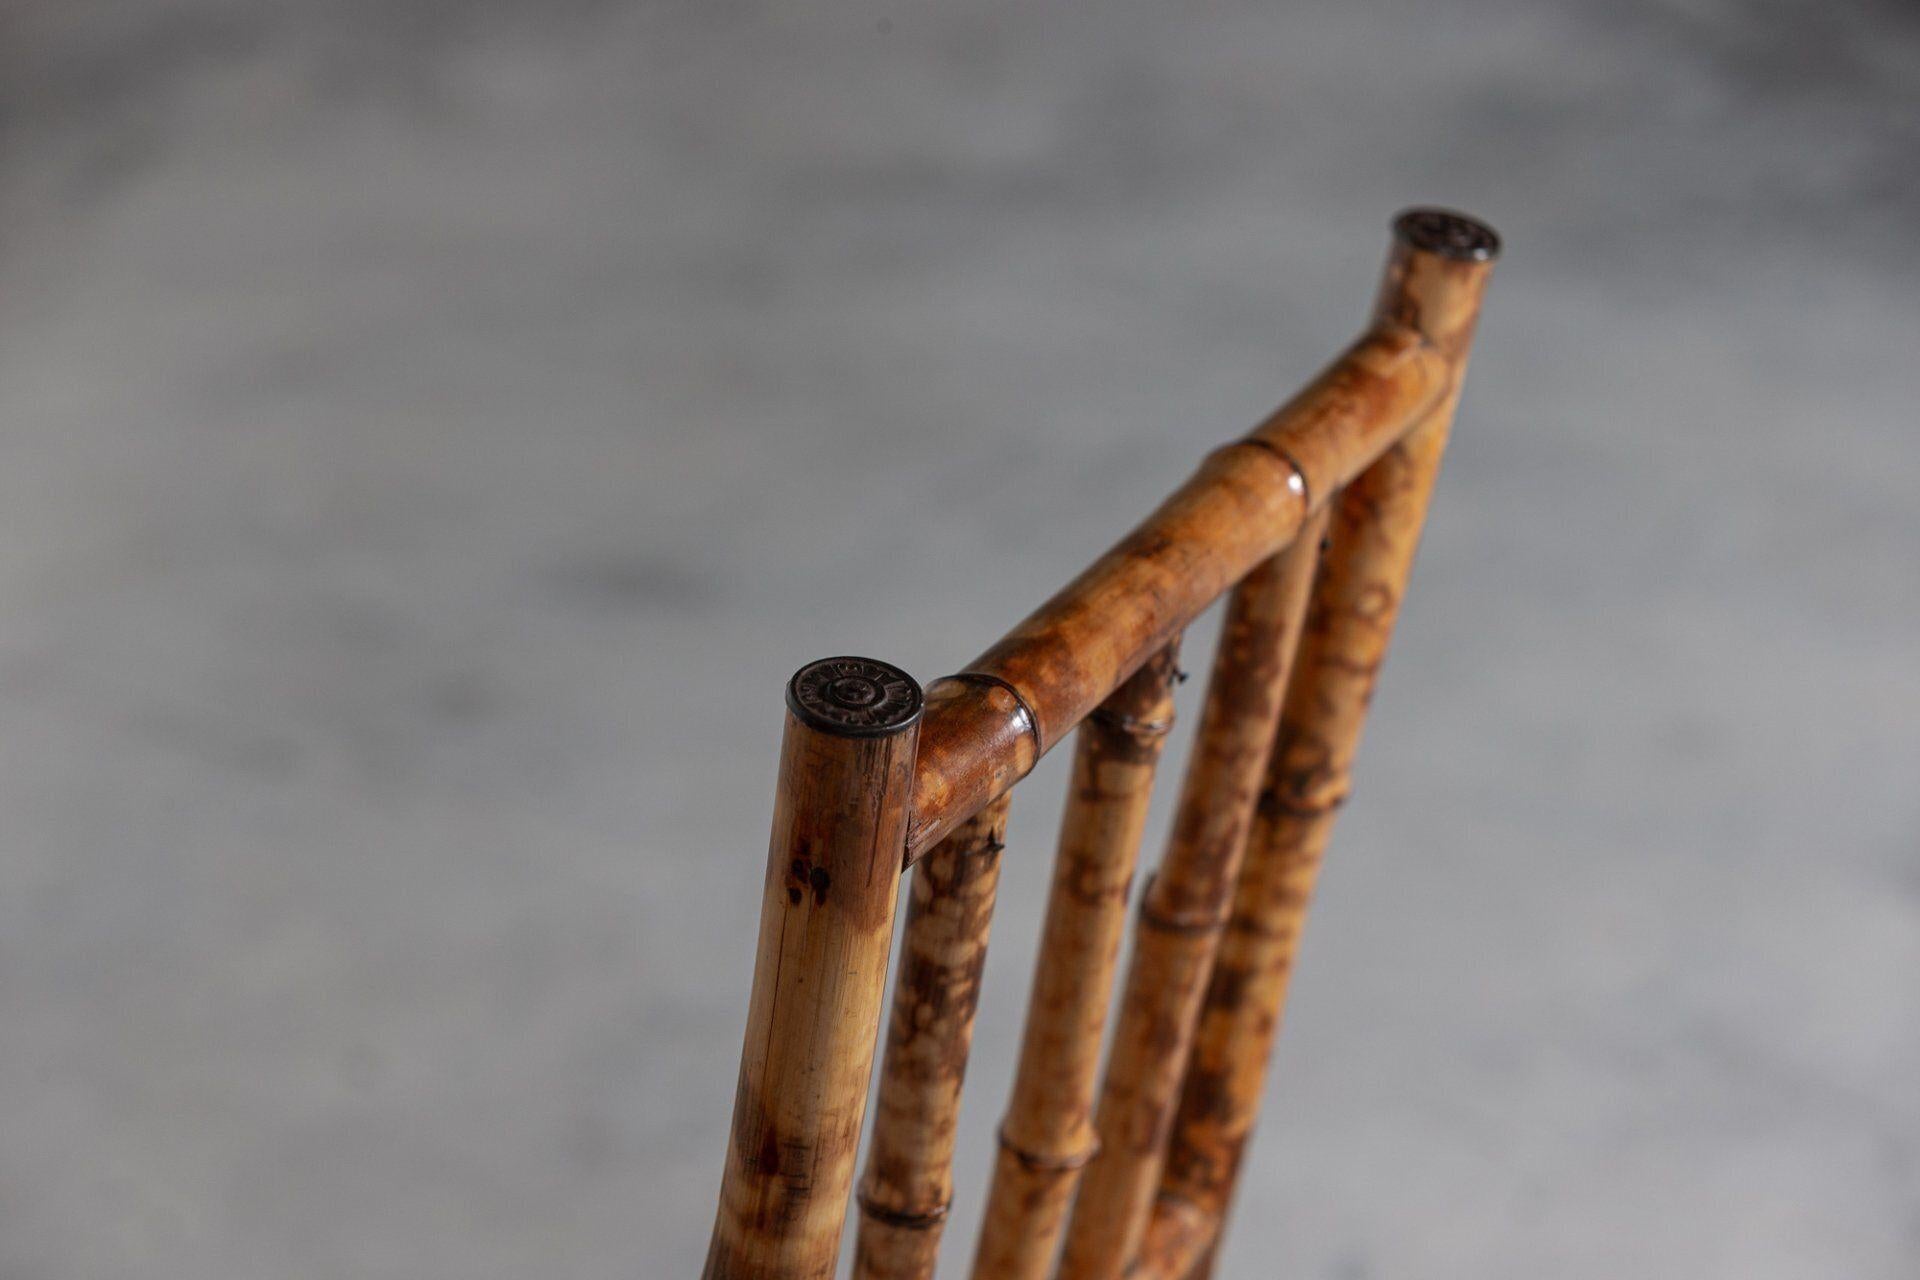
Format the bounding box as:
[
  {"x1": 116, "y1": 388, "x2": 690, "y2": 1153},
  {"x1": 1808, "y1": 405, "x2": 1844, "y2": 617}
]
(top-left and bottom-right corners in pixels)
[
  {"x1": 903, "y1": 323, "x2": 1452, "y2": 864},
  {"x1": 702, "y1": 209, "x2": 1499, "y2": 1280}
]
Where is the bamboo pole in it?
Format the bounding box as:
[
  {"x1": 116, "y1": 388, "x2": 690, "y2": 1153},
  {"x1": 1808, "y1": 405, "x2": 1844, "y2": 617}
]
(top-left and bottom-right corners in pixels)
[
  {"x1": 905, "y1": 328, "x2": 1451, "y2": 863},
  {"x1": 704, "y1": 657, "x2": 924, "y2": 1280},
  {"x1": 1138, "y1": 208, "x2": 1499, "y2": 1280},
  {"x1": 970, "y1": 643, "x2": 1184, "y2": 1280},
  {"x1": 853, "y1": 792, "x2": 1013, "y2": 1280},
  {"x1": 1056, "y1": 505, "x2": 1330, "y2": 1280}
]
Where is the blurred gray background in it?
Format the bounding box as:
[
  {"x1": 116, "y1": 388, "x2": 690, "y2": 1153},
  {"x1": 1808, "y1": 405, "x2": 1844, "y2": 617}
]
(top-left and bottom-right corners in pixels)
[{"x1": 2, "y1": 1, "x2": 1916, "y2": 1277}]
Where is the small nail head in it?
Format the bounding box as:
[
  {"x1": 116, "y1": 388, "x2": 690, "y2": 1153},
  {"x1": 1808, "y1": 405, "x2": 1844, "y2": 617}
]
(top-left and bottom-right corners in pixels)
[
  {"x1": 1393, "y1": 207, "x2": 1502, "y2": 262},
  {"x1": 787, "y1": 656, "x2": 924, "y2": 736}
]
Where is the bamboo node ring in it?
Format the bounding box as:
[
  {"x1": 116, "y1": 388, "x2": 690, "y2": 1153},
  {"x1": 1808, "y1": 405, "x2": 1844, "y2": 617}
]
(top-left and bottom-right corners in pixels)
[
  {"x1": 787, "y1": 656, "x2": 924, "y2": 736},
  {"x1": 996, "y1": 1125, "x2": 1100, "y2": 1172},
  {"x1": 855, "y1": 1190, "x2": 949, "y2": 1230},
  {"x1": 1261, "y1": 789, "x2": 1349, "y2": 818},
  {"x1": 1086, "y1": 706, "x2": 1175, "y2": 739},
  {"x1": 1138, "y1": 876, "x2": 1232, "y2": 935},
  {"x1": 1236, "y1": 437, "x2": 1312, "y2": 509},
  {"x1": 942, "y1": 671, "x2": 1042, "y2": 753}
]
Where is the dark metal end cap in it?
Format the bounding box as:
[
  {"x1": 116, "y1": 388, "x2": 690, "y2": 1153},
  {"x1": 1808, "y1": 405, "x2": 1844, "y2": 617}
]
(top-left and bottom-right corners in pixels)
[
  {"x1": 1393, "y1": 207, "x2": 1502, "y2": 262},
  {"x1": 787, "y1": 656, "x2": 924, "y2": 737}
]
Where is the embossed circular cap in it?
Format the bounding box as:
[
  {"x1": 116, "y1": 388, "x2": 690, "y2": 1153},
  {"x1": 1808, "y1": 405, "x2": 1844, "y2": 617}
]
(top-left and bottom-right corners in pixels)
[
  {"x1": 1393, "y1": 207, "x2": 1502, "y2": 262},
  {"x1": 787, "y1": 656, "x2": 924, "y2": 737}
]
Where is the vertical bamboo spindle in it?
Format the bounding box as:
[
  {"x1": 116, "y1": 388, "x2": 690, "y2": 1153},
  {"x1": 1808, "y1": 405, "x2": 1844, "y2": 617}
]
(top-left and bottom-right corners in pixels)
[
  {"x1": 704, "y1": 657, "x2": 924, "y2": 1280},
  {"x1": 1138, "y1": 208, "x2": 1498, "y2": 1280},
  {"x1": 971, "y1": 643, "x2": 1184, "y2": 1280},
  {"x1": 1057, "y1": 506, "x2": 1330, "y2": 1280},
  {"x1": 853, "y1": 793, "x2": 1013, "y2": 1280}
]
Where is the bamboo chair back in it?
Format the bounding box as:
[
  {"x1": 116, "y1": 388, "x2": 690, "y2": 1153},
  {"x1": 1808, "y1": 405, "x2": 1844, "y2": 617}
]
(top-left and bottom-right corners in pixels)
[{"x1": 702, "y1": 209, "x2": 1500, "y2": 1280}]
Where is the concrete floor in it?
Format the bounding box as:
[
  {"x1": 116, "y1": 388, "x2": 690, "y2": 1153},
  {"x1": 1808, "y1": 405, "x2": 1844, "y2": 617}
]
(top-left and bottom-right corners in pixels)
[{"x1": 2, "y1": 2, "x2": 1916, "y2": 1276}]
